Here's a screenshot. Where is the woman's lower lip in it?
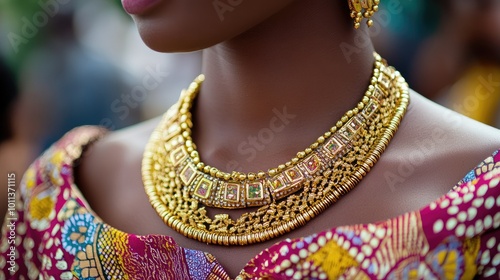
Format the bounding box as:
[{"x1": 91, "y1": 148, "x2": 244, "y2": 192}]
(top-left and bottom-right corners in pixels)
[{"x1": 121, "y1": 0, "x2": 161, "y2": 15}]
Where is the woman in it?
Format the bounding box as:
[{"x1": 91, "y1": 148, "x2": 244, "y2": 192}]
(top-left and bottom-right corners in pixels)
[{"x1": 1, "y1": 1, "x2": 499, "y2": 279}]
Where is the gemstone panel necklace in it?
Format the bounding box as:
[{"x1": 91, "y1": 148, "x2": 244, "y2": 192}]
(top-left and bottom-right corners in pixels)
[{"x1": 142, "y1": 53, "x2": 410, "y2": 245}]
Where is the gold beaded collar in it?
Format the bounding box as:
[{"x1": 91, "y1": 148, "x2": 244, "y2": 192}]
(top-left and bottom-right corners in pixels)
[{"x1": 142, "y1": 53, "x2": 409, "y2": 245}]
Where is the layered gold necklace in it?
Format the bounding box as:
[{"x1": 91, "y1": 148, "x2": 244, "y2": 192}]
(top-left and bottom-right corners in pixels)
[{"x1": 142, "y1": 53, "x2": 409, "y2": 245}]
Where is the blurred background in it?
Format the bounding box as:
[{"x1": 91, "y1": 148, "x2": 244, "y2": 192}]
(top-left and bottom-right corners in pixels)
[{"x1": 1, "y1": 0, "x2": 499, "y2": 185}]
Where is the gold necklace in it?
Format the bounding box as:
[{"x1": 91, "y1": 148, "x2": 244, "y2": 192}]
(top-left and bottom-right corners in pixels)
[{"x1": 142, "y1": 53, "x2": 409, "y2": 245}]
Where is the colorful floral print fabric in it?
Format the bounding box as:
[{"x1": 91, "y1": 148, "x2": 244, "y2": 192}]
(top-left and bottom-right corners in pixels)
[{"x1": 1, "y1": 126, "x2": 499, "y2": 279}]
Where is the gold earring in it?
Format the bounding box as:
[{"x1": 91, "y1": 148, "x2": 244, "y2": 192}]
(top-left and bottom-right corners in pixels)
[{"x1": 349, "y1": 0, "x2": 380, "y2": 29}]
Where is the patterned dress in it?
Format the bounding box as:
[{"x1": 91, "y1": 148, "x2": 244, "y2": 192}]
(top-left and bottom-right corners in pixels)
[{"x1": 1, "y1": 126, "x2": 499, "y2": 279}]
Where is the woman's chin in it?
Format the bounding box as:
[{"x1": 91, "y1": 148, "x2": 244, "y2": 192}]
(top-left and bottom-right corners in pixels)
[{"x1": 135, "y1": 22, "x2": 220, "y2": 53}]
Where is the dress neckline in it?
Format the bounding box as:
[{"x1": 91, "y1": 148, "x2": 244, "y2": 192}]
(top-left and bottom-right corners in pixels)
[{"x1": 55, "y1": 126, "x2": 499, "y2": 278}]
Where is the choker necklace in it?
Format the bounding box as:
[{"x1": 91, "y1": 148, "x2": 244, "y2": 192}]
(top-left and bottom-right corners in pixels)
[{"x1": 142, "y1": 53, "x2": 409, "y2": 246}]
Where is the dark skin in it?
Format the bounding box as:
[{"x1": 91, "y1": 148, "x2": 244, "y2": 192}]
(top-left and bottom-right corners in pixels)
[{"x1": 76, "y1": 1, "x2": 500, "y2": 277}]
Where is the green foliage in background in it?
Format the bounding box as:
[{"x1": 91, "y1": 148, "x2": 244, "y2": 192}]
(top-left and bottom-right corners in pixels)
[{"x1": 0, "y1": 0, "x2": 125, "y2": 70}]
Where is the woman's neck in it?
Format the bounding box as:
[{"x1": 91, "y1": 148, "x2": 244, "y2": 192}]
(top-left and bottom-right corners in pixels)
[{"x1": 193, "y1": 0, "x2": 375, "y2": 173}]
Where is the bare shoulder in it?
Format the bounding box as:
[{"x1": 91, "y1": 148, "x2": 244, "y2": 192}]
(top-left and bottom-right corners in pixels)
[
  {"x1": 78, "y1": 117, "x2": 161, "y2": 178},
  {"x1": 395, "y1": 90, "x2": 500, "y2": 159},
  {"x1": 377, "y1": 90, "x2": 500, "y2": 196},
  {"x1": 75, "y1": 117, "x2": 162, "y2": 228}
]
